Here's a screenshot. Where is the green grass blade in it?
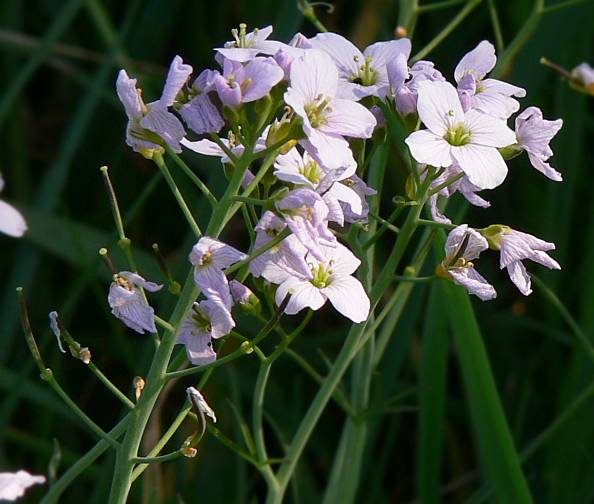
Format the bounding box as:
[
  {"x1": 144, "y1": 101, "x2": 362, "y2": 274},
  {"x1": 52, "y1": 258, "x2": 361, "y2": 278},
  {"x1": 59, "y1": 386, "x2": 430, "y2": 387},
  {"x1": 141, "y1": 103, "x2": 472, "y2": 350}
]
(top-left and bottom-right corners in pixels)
[{"x1": 441, "y1": 279, "x2": 533, "y2": 503}]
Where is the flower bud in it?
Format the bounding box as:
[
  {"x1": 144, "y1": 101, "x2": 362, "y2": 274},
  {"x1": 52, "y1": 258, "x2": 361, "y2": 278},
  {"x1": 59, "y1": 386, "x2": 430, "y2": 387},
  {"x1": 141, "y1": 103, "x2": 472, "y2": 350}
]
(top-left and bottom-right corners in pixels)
[
  {"x1": 230, "y1": 280, "x2": 261, "y2": 316},
  {"x1": 498, "y1": 143, "x2": 523, "y2": 160}
]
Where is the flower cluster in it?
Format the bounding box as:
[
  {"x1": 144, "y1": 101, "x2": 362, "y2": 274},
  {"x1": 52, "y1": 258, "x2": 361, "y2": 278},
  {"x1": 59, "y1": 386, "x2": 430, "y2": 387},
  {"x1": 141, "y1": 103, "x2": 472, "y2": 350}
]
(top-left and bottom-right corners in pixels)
[{"x1": 110, "y1": 26, "x2": 564, "y2": 371}]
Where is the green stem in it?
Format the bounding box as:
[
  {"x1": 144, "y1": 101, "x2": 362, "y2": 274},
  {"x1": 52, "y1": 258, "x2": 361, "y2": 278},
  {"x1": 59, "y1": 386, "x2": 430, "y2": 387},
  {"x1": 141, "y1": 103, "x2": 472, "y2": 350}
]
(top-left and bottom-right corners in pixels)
[
  {"x1": 87, "y1": 362, "x2": 134, "y2": 410},
  {"x1": 427, "y1": 172, "x2": 464, "y2": 196},
  {"x1": 417, "y1": 0, "x2": 466, "y2": 12},
  {"x1": 165, "y1": 146, "x2": 218, "y2": 208},
  {"x1": 542, "y1": 0, "x2": 588, "y2": 15},
  {"x1": 131, "y1": 450, "x2": 182, "y2": 464},
  {"x1": 411, "y1": 0, "x2": 483, "y2": 62},
  {"x1": 487, "y1": 0, "x2": 504, "y2": 52},
  {"x1": 417, "y1": 218, "x2": 456, "y2": 229},
  {"x1": 153, "y1": 152, "x2": 202, "y2": 237}
]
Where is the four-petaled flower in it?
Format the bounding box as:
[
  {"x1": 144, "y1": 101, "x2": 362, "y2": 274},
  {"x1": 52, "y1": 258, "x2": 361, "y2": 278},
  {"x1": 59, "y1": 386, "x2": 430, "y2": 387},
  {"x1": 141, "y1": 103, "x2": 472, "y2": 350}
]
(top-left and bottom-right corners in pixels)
[{"x1": 0, "y1": 470, "x2": 46, "y2": 501}]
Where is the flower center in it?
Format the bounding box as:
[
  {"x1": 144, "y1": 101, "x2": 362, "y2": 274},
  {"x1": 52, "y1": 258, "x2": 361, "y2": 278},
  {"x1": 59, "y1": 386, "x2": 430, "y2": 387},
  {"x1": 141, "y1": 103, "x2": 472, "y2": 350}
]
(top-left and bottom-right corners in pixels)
[
  {"x1": 351, "y1": 55, "x2": 377, "y2": 86},
  {"x1": 310, "y1": 262, "x2": 333, "y2": 288},
  {"x1": 115, "y1": 275, "x2": 133, "y2": 291},
  {"x1": 304, "y1": 95, "x2": 331, "y2": 129},
  {"x1": 191, "y1": 306, "x2": 212, "y2": 333},
  {"x1": 445, "y1": 123, "x2": 472, "y2": 146},
  {"x1": 299, "y1": 160, "x2": 321, "y2": 184},
  {"x1": 199, "y1": 251, "x2": 213, "y2": 268},
  {"x1": 230, "y1": 23, "x2": 253, "y2": 48}
]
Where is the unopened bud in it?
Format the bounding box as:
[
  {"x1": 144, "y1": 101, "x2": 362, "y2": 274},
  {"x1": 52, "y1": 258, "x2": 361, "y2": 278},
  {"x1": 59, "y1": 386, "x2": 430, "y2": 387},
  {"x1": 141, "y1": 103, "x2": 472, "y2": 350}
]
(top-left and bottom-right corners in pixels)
[
  {"x1": 240, "y1": 341, "x2": 254, "y2": 355},
  {"x1": 133, "y1": 376, "x2": 145, "y2": 401},
  {"x1": 230, "y1": 280, "x2": 261, "y2": 316},
  {"x1": 395, "y1": 26, "x2": 407, "y2": 38},
  {"x1": 499, "y1": 143, "x2": 524, "y2": 160},
  {"x1": 78, "y1": 347, "x2": 91, "y2": 365}
]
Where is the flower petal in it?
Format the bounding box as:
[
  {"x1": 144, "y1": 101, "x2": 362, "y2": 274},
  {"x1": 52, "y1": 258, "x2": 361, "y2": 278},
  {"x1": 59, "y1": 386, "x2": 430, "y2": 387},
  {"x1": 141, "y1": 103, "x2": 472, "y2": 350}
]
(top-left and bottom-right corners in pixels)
[
  {"x1": 405, "y1": 130, "x2": 453, "y2": 168},
  {"x1": 464, "y1": 109, "x2": 516, "y2": 147},
  {"x1": 276, "y1": 278, "x2": 326, "y2": 315},
  {"x1": 454, "y1": 40, "x2": 496, "y2": 82},
  {"x1": 416, "y1": 81, "x2": 464, "y2": 136},
  {"x1": 451, "y1": 143, "x2": 508, "y2": 189},
  {"x1": 323, "y1": 275, "x2": 370, "y2": 323},
  {"x1": 320, "y1": 98, "x2": 377, "y2": 138},
  {"x1": 0, "y1": 200, "x2": 27, "y2": 237}
]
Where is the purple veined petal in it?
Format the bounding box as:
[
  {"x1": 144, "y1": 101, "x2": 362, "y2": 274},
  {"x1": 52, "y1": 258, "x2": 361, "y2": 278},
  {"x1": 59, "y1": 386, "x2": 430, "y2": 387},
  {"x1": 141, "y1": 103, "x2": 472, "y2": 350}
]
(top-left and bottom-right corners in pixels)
[
  {"x1": 275, "y1": 277, "x2": 326, "y2": 315},
  {"x1": 464, "y1": 109, "x2": 516, "y2": 147},
  {"x1": 108, "y1": 284, "x2": 158, "y2": 334},
  {"x1": 470, "y1": 90, "x2": 521, "y2": 119},
  {"x1": 320, "y1": 98, "x2": 377, "y2": 139},
  {"x1": 459, "y1": 179, "x2": 491, "y2": 207},
  {"x1": 116, "y1": 70, "x2": 143, "y2": 120},
  {"x1": 201, "y1": 298, "x2": 235, "y2": 338},
  {"x1": 323, "y1": 192, "x2": 345, "y2": 226},
  {"x1": 428, "y1": 195, "x2": 452, "y2": 224},
  {"x1": 451, "y1": 143, "x2": 508, "y2": 190},
  {"x1": 119, "y1": 271, "x2": 163, "y2": 292},
  {"x1": 213, "y1": 74, "x2": 242, "y2": 109},
  {"x1": 480, "y1": 78, "x2": 526, "y2": 98},
  {"x1": 526, "y1": 153, "x2": 562, "y2": 182},
  {"x1": 181, "y1": 138, "x2": 226, "y2": 157},
  {"x1": 416, "y1": 81, "x2": 464, "y2": 136},
  {"x1": 364, "y1": 38, "x2": 411, "y2": 69},
  {"x1": 308, "y1": 32, "x2": 362, "y2": 78},
  {"x1": 499, "y1": 230, "x2": 560, "y2": 271},
  {"x1": 241, "y1": 58, "x2": 284, "y2": 102},
  {"x1": 193, "y1": 266, "x2": 232, "y2": 308},
  {"x1": 300, "y1": 130, "x2": 356, "y2": 172},
  {"x1": 444, "y1": 224, "x2": 488, "y2": 261},
  {"x1": 182, "y1": 331, "x2": 217, "y2": 366},
  {"x1": 289, "y1": 32, "x2": 312, "y2": 50},
  {"x1": 387, "y1": 53, "x2": 409, "y2": 91},
  {"x1": 395, "y1": 86, "x2": 418, "y2": 116},
  {"x1": 288, "y1": 50, "x2": 339, "y2": 103},
  {"x1": 194, "y1": 69, "x2": 218, "y2": 93},
  {"x1": 325, "y1": 182, "x2": 363, "y2": 215},
  {"x1": 160, "y1": 55, "x2": 193, "y2": 107},
  {"x1": 180, "y1": 94, "x2": 224, "y2": 135},
  {"x1": 216, "y1": 47, "x2": 261, "y2": 63},
  {"x1": 515, "y1": 106, "x2": 562, "y2": 156},
  {"x1": 506, "y1": 260, "x2": 532, "y2": 296},
  {"x1": 0, "y1": 200, "x2": 27, "y2": 237},
  {"x1": 405, "y1": 130, "x2": 453, "y2": 168},
  {"x1": 0, "y1": 470, "x2": 46, "y2": 501},
  {"x1": 454, "y1": 40, "x2": 497, "y2": 83},
  {"x1": 449, "y1": 267, "x2": 497, "y2": 301},
  {"x1": 140, "y1": 106, "x2": 185, "y2": 152},
  {"x1": 125, "y1": 122, "x2": 160, "y2": 153},
  {"x1": 323, "y1": 274, "x2": 370, "y2": 323},
  {"x1": 321, "y1": 241, "x2": 361, "y2": 276}
]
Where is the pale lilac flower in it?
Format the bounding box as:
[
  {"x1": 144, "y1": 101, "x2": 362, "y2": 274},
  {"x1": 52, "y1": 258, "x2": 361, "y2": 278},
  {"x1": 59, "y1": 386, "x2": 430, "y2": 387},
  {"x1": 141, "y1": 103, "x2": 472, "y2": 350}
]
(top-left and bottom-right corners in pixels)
[
  {"x1": 189, "y1": 237, "x2": 247, "y2": 307},
  {"x1": 284, "y1": 50, "x2": 376, "y2": 170},
  {"x1": 276, "y1": 188, "x2": 337, "y2": 261},
  {"x1": 177, "y1": 299, "x2": 234, "y2": 366},
  {"x1": 108, "y1": 272, "x2": 163, "y2": 334},
  {"x1": 249, "y1": 211, "x2": 312, "y2": 283},
  {"x1": 515, "y1": 106, "x2": 563, "y2": 181},
  {"x1": 572, "y1": 62, "x2": 594, "y2": 89},
  {"x1": 275, "y1": 242, "x2": 369, "y2": 323},
  {"x1": 309, "y1": 32, "x2": 411, "y2": 100},
  {"x1": 178, "y1": 69, "x2": 224, "y2": 134},
  {"x1": 0, "y1": 470, "x2": 45, "y2": 501},
  {"x1": 405, "y1": 81, "x2": 516, "y2": 189},
  {"x1": 441, "y1": 225, "x2": 496, "y2": 301},
  {"x1": 0, "y1": 174, "x2": 27, "y2": 238},
  {"x1": 229, "y1": 280, "x2": 252, "y2": 305},
  {"x1": 181, "y1": 129, "x2": 267, "y2": 163},
  {"x1": 212, "y1": 57, "x2": 283, "y2": 108},
  {"x1": 186, "y1": 386, "x2": 217, "y2": 422},
  {"x1": 498, "y1": 229, "x2": 560, "y2": 296},
  {"x1": 116, "y1": 56, "x2": 191, "y2": 154},
  {"x1": 216, "y1": 25, "x2": 287, "y2": 63},
  {"x1": 454, "y1": 41, "x2": 526, "y2": 118}
]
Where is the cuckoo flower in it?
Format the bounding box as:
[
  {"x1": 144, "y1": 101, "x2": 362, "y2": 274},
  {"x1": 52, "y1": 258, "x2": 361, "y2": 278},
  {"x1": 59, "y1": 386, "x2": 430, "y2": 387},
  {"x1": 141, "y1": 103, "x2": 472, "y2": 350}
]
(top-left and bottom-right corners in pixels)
[
  {"x1": 515, "y1": 106, "x2": 563, "y2": 181},
  {"x1": 308, "y1": 32, "x2": 412, "y2": 101},
  {"x1": 187, "y1": 387, "x2": 217, "y2": 422},
  {"x1": 181, "y1": 129, "x2": 267, "y2": 164},
  {"x1": 190, "y1": 237, "x2": 247, "y2": 308},
  {"x1": 212, "y1": 57, "x2": 284, "y2": 108},
  {"x1": 454, "y1": 41, "x2": 526, "y2": 118},
  {"x1": 572, "y1": 62, "x2": 594, "y2": 91},
  {"x1": 440, "y1": 225, "x2": 496, "y2": 301},
  {"x1": 275, "y1": 242, "x2": 370, "y2": 322},
  {"x1": 496, "y1": 228, "x2": 560, "y2": 296},
  {"x1": 249, "y1": 211, "x2": 312, "y2": 283},
  {"x1": 276, "y1": 188, "x2": 337, "y2": 261},
  {"x1": 0, "y1": 174, "x2": 27, "y2": 238},
  {"x1": 284, "y1": 49, "x2": 376, "y2": 170},
  {"x1": 405, "y1": 81, "x2": 516, "y2": 189},
  {"x1": 178, "y1": 69, "x2": 224, "y2": 135},
  {"x1": 108, "y1": 272, "x2": 163, "y2": 334},
  {"x1": 177, "y1": 300, "x2": 234, "y2": 366},
  {"x1": 216, "y1": 24, "x2": 287, "y2": 63},
  {"x1": 0, "y1": 471, "x2": 45, "y2": 501},
  {"x1": 116, "y1": 55, "x2": 192, "y2": 155}
]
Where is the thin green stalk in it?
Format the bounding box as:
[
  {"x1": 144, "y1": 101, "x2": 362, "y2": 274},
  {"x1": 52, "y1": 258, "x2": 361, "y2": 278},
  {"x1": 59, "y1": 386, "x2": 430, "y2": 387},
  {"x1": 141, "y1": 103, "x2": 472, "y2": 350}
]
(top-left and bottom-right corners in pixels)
[
  {"x1": 297, "y1": 0, "x2": 330, "y2": 32},
  {"x1": 87, "y1": 363, "x2": 134, "y2": 410},
  {"x1": 417, "y1": 0, "x2": 466, "y2": 12},
  {"x1": 417, "y1": 218, "x2": 456, "y2": 229},
  {"x1": 427, "y1": 172, "x2": 465, "y2": 196},
  {"x1": 131, "y1": 450, "x2": 183, "y2": 464},
  {"x1": 487, "y1": 0, "x2": 504, "y2": 53},
  {"x1": 225, "y1": 228, "x2": 291, "y2": 276},
  {"x1": 542, "y1": 0, "x2": 588, "y2": 15},
  {"x1": 165, "y1": 147, "x2": 218, "y2": 208},
  {"x1": 411, "y1": 0, "x2": 483, "y2": 62},
  {"x1": 153, "y1": 153, "x2": 201, "y2": 237}
]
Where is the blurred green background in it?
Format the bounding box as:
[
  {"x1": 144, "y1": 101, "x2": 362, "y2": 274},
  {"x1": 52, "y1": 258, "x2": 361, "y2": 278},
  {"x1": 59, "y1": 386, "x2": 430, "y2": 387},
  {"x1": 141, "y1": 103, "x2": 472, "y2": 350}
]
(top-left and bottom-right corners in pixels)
[{"x1": 1, "y1": 0, "x2": 593, "y2": 502}]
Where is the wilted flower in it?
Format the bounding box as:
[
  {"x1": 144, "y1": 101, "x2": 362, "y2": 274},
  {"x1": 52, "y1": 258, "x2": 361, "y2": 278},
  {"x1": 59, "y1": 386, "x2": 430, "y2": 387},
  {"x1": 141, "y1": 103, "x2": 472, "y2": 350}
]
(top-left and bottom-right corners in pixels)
[
  {"x1": 178, "y1": 69, "x2": 225, "y2": 135},
  {"x1": 108, "y1": 272, "x2": 163, "y2": 334},
  {"x1": 405, "y1": 80, "x2": 516, "y2": 189},
  {"x1": 515, "y1": 106, "x2": 563, "y2": 181},
  {"x1": 275, "y1": 242, "x2": 370, "y2": 323},
  {"x1": 284, "y1": 49, "x2": 376, "y2": 170},
  {"x1": 212, "y1": 57, "x2": 284, "y2": 108},
  {"x1": 189, "y1": 237, "x2": 247, "y2": 307},
  {"x1": 48, "y1": 311, "x2": 66, "y2": 353},
  {"x1": 0, "y1": 174, "x2": 27, "y2": 238},
  {"x1": 176, "y1": 300, "x2": 234, "y2": 366},
  {"x1": 439, "y1": 225, "x2": 496, "y2": 301},
  {"x1": 0, "y1": 470, "x2": 45, "y2": 501},
  {"x1": 572, "y1": 62, "x2": 594, "y2": 92},
  {"x1": 308, "y1": 32, "x2": 411, "y2": 100},
  {"x1": 216, "y1": 24, "x2": 287, "y2": 63},
  {"x1": 454, "y1": 41, "x2": 526, "y2": 118},
  {"x1": 186, "y1": 386, "x2": 217, "y2": 422},
  {"x1": 116, "y1": 55, "x2": 191, "y2": 156}
]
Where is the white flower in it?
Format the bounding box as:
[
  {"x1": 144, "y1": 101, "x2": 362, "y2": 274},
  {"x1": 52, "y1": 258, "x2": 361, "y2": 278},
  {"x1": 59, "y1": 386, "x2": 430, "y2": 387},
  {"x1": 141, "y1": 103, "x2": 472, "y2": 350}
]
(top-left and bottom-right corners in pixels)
[
  {"x1": 405, "y1": 81, "x2": 516, "y2": 189},
  {"x1": 275, "y1": 242, "x2": 370, "y2": 323},
  {"x1": 0, "y1": 470, "x2": 45, "y2": 501},
  {"x1": 186, "y1": 387, "x2": 217, "y2": 423},
  {"x1": 0, "y1": 174, "x2": 27, "y2": 238}
]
